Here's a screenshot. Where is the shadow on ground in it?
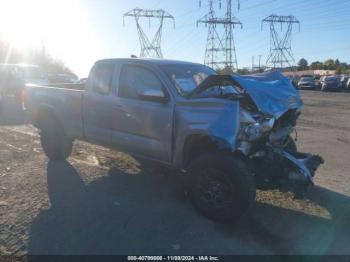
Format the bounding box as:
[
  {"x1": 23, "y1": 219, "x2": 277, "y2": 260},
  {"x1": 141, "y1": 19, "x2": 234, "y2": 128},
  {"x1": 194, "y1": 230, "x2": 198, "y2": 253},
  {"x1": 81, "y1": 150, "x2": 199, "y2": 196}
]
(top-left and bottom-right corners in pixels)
[{"x1": 28, "y1": 161, "x2": 350, "y2": 255}]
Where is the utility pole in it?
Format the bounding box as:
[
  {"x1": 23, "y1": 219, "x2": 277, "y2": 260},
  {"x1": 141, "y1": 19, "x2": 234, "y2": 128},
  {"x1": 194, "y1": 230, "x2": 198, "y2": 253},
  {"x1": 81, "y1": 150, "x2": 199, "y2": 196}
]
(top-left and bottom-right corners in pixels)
[
  {"x1": 262, "y1": 15, "x2": 300, "y2": 69},
  {"x1": 258, "y1": 54, "x2": 262, "y2": 71},
  {"x1": 123, "y1": 8, "x2": 175, "y2": 58},
  {"x1": 197, "y1": 0, "x2": 242, "y2": 72}
]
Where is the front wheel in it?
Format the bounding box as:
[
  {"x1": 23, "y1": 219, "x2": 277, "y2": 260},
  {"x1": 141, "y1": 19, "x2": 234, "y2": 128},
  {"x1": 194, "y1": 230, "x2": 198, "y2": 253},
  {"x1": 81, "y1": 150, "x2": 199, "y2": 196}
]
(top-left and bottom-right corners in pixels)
[{"x1": 187, "y1": 153, "x2": 256, "y2": 224}]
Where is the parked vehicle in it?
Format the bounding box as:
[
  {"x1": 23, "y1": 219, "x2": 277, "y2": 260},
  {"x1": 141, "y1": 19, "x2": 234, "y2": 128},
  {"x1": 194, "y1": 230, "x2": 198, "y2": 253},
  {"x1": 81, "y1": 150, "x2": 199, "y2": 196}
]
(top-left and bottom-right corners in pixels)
[
  {"x1": 25, "y1": 58, "x2": 324, "y2": 223},
  {"x1": 314, "y1": 75, "x2": 322, "y2": 89},
  {"x1": 78, "y1": 78, "x2": 88, "y2": 84},
  {"x1": 321, "y1": 76, "x2": 343, "y2": 91},
  {"x1": 48, "y1": 73, "x2": 78, "y2": 84},
  {"x1": 340, "y1": 75, "x2": 350, "y2": 89},
  {"x1": 288, "y1": 75, "x2": 299, "y2": 88},
  {"x1": 0, "y1": 64, "x2": 49, "y2": 99},
  {"x1": 346, "y1": 78, "x2": 350, "y2": 91},
  {"x1": 297, "y1": 76, "x2": 316, "y2": 90}
]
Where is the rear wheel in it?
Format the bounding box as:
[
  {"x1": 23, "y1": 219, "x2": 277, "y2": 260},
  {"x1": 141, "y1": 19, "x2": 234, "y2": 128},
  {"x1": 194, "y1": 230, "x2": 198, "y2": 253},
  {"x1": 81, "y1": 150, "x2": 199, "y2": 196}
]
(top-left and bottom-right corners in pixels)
[
  {"x1": 187, "y1": 153, "x2": 256, "y2": 224},
  {"x1": 40, "y1": 115, "x2": 73, "y2": 161}
]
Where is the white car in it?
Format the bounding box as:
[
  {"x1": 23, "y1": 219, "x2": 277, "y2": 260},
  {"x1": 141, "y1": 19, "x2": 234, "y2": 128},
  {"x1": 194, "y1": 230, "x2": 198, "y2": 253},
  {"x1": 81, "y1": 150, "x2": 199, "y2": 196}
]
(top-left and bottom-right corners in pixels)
[{"x1": 347, "y1": 78, "x2": 350, "y2": 90}]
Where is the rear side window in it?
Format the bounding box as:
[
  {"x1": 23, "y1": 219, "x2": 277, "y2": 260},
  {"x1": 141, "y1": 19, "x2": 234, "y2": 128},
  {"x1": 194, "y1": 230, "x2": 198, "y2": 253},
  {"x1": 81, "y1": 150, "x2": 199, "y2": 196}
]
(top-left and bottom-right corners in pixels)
[
  {"x1": 92, "y1": 63, "x2": 115, "y2": 95},
  {"x1": 118, "y1": 65, "x2": 163, "y2": 99}
]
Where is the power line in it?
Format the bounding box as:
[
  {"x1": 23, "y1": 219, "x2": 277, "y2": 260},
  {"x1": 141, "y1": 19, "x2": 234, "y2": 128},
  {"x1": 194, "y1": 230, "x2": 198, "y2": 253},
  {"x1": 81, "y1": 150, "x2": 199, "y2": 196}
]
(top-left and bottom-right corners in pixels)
[
  {"x1": 123, "y1": 8, "x2": 175, "y2": 58},
  {"x1": 197, "y1": 0, "x2": 242, "y2": 71},
  {"x1": 262, "y1": 14, "x2": 300, "y2": 69}
]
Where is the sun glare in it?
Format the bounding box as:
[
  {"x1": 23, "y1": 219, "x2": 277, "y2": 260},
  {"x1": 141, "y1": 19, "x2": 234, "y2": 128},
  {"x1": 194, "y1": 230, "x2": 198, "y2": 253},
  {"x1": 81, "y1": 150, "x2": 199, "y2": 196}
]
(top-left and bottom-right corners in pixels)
[{"x1": 0, "y1": 0, "x2": 96, "y2": 76}]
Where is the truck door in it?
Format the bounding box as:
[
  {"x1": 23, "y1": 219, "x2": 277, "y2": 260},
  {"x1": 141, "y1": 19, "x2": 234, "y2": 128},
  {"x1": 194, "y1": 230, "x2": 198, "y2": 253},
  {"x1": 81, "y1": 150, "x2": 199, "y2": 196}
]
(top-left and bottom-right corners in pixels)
[
  {"x1": 111, "y1": 64, "x2": 174, "y2": 162},
  {"x1": 83, "y1": 62, "x2": 116, "y2": 146}
]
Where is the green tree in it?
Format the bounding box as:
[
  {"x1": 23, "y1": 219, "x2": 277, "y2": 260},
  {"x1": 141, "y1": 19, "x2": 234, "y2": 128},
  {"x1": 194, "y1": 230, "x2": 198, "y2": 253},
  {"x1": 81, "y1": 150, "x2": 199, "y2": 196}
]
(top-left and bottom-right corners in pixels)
[
  {"x1": 336, "y1": 64, "x2": 348, "y2": 74},
  {"x1": 236, "y1": 68, "x2": 250, "y2": 75},
  {"x1": 218, "y1": 66, "x2": 235, "y2": 75},
  {"x1": 0, "y1": 38, "x2": 74, "y2": 75},
  {"x1": 297, "y1": 58, "x2": 308, "y2": 70},
  {"x1": 335, "y1": 59, "x2": 340, "y2": 67},
  {"x1": 310, "y1": 61, "x2": 323, "y2": 70},
  {"x1": 324, "y1": 59, "x2": 335, "y2": 70}
]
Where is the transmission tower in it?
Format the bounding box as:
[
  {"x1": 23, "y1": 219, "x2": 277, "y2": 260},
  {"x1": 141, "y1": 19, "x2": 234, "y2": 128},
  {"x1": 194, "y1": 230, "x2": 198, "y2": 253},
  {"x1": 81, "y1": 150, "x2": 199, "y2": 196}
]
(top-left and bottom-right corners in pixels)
[
  {"x1": 197, "y1": 0, "x2": 242, "y2": 71},
  {"x1": 262, "y1": 15, "x2": 300, "y2": 69},
  {"x1": 123, "y1": 8, "x2": 175, "y2": 58}
]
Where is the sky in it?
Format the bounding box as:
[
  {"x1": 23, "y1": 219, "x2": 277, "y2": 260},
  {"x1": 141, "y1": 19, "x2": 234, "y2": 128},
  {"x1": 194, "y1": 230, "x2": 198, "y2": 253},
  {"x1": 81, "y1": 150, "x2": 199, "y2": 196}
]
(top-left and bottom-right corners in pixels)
[{"x1": 0, "y1": 0, "x2": 349, "y2": 77}]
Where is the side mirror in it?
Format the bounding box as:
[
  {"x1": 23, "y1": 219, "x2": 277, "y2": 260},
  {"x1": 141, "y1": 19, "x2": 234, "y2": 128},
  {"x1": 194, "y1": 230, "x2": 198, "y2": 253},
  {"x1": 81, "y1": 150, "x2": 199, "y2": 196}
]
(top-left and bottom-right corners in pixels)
[{"x1": 138, "y1": 88, "x2": 167, "y2": 102}]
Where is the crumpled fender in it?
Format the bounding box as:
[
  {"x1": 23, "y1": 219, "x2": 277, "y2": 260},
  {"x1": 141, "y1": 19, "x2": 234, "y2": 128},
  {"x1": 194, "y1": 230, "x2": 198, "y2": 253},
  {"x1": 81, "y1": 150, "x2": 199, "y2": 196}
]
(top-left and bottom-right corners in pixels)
[
  {"x1": 173, "y1": 100, "x2": 240, "y2": 167},
  {"x1": 206, "y1": 103, "x2": 240, "y2": 149}
]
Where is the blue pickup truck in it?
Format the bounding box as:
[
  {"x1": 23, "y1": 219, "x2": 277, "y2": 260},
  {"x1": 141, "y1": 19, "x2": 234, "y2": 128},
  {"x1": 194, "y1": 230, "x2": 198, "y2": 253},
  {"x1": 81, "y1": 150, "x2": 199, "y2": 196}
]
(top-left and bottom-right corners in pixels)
[{"x1": 25, "y1": 58, "x2": 324, "y2": 223}]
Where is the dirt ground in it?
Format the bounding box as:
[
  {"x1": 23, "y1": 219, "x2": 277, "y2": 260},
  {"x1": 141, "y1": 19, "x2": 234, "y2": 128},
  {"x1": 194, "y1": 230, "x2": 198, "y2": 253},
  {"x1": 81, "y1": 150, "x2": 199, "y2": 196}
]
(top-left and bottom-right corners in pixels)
[{"x1": 0, "y1": 91, "x2": 350, "y2": 256}]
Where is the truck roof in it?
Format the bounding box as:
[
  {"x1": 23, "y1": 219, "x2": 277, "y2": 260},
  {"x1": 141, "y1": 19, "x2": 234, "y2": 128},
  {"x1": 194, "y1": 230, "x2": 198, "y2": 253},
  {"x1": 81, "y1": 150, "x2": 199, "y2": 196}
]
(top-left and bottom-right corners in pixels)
[{"x1": 96, "y1": 58, "x2": 203, "y2": 67}]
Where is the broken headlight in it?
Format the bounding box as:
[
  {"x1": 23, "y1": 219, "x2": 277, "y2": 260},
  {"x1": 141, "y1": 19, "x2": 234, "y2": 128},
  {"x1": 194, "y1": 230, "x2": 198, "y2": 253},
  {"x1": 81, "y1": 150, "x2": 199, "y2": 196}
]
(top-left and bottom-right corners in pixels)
[{"x1": 240, "y1": 118, "x2": 275, "y2": 142}]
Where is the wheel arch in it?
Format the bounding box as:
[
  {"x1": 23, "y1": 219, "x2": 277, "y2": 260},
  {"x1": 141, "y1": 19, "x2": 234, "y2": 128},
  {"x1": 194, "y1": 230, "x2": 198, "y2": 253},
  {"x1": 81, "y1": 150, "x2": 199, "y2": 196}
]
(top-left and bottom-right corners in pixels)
[{"x1": 183, "y1": 134, "x2": 220, "y2": 168}]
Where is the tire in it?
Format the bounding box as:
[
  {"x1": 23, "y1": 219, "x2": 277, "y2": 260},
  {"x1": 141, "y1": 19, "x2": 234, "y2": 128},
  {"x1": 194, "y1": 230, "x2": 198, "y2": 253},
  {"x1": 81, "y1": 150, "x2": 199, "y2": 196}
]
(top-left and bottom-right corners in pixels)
[
  {"x1": 187, "y1": 153, "x2": 256, "y2": 224},
  {"x1": 40, "y1": 114, "x2": 73, "y2": 161}
]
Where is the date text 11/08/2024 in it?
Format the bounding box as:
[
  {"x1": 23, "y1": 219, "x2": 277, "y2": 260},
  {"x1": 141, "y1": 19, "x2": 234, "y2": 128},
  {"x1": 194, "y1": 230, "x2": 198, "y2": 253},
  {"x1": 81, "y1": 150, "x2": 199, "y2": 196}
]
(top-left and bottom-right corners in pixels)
[{"x1": 127, "y1": 256, "x2": 220, "y2": 261}]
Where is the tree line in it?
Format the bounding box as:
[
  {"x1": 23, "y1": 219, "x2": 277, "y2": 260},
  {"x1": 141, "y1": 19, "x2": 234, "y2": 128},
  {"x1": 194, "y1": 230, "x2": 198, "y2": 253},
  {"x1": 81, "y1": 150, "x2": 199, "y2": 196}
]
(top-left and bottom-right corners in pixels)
[
  {"x1": 217, "y1": 58, "x2": 350, "y2": 75},
  {"x1": 297, "y1": 58, "x2": 349, "y2": 74},
  {"x1": 0, "y1": 37, "x2": 75, "y2": 76}
]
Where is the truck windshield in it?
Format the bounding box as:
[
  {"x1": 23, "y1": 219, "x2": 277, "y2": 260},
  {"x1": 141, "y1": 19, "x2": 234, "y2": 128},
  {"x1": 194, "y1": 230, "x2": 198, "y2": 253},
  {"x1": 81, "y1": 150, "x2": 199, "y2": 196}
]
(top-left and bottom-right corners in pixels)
[{"x1": 160, "y1": 64, "x2": 239, "y2": 97}]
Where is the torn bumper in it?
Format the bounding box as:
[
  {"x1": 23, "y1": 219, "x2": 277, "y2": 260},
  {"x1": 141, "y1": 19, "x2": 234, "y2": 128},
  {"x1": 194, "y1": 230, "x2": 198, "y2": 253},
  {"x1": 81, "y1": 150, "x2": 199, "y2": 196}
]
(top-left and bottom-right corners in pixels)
[
  {"x1": 275, "y1": 149, "x2": 324, "y2": 182},
  {"x1": 273, "y1": 147, "x2": 324, "y2": 198}
]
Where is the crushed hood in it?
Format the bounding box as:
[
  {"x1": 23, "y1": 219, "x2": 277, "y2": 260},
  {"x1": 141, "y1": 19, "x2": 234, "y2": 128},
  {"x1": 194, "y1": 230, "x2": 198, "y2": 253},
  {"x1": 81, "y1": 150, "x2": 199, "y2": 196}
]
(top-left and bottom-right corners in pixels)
[
  {"x1": 190, "y1": 71, "x2": 303, "y2": 118},
  {"x1": 232, "y1": 71, "x2": 303, "y2": 118}
]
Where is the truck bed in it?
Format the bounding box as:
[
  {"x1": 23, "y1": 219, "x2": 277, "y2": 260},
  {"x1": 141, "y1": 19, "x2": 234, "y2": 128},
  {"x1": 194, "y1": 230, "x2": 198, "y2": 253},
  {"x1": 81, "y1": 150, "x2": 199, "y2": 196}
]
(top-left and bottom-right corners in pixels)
[{"x1": 26, "y1": 84, "x2": 85, "y2": 139}]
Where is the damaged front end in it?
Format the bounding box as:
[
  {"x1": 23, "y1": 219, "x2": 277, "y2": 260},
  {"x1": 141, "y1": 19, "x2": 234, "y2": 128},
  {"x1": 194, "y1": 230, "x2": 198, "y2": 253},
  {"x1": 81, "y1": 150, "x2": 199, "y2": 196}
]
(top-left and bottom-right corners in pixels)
[
  {"x1": 237, "y1": 112, "x2": 324, "y2": 198},
  {"x1": 190, "y1": 71, "x2": 324, "y2": 198},
  {"x1": 232, "y1": 72, "x2": 324, "y2": 198}
]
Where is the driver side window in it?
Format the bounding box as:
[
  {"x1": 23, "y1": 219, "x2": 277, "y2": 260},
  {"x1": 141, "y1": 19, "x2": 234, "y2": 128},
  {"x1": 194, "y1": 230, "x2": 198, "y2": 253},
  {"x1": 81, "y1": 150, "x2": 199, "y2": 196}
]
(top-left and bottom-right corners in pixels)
[{"x1": 119, "y1": 65, "x2": 164, "y2": 100}]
